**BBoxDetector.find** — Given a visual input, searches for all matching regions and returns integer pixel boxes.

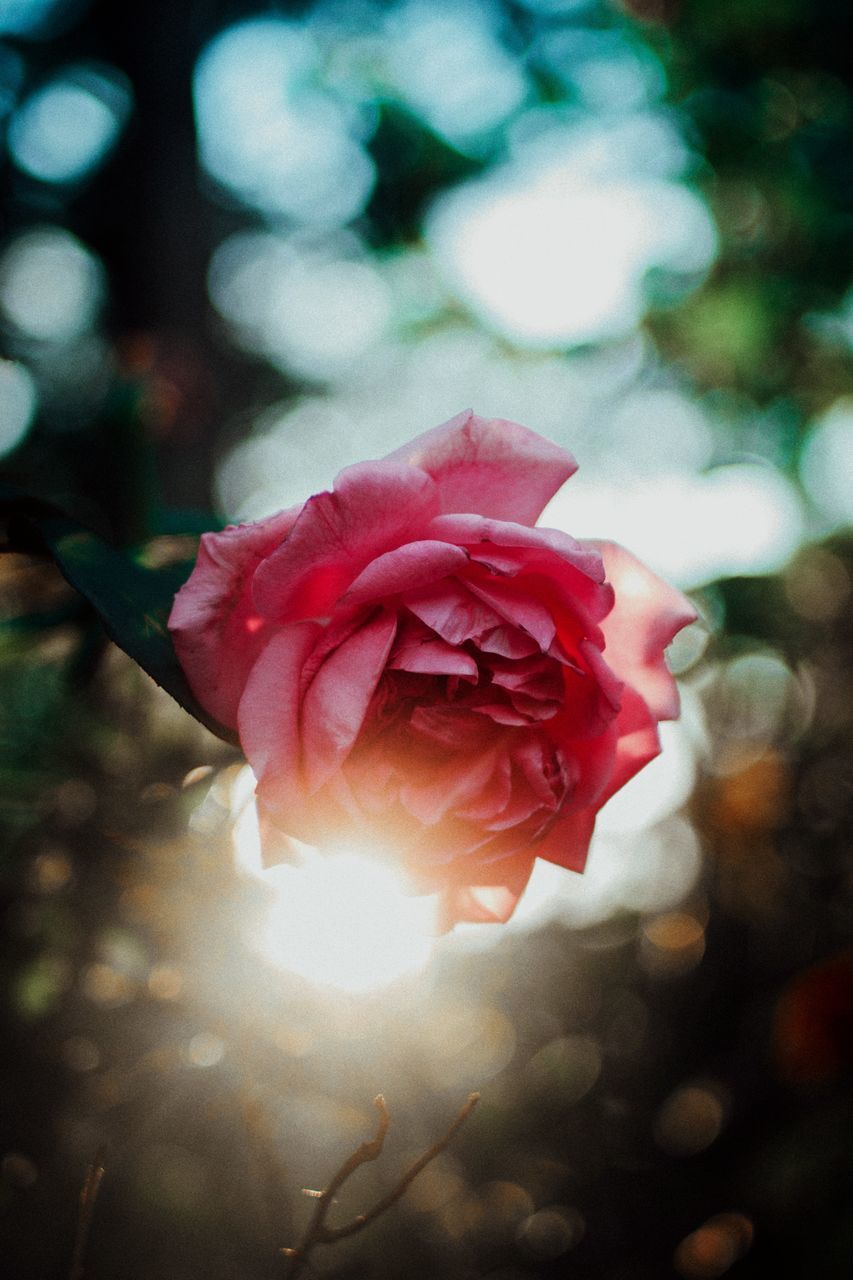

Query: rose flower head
[169,411,695,929]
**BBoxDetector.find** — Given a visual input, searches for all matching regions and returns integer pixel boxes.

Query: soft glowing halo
[230,769,434,993]
[256,854,435,993]
[208,231,392,381]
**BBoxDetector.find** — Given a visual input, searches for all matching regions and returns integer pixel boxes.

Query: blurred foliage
[0,1,852,1279]
[0,485,233,740]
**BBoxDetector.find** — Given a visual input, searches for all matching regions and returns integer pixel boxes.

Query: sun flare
[231,770,435,993]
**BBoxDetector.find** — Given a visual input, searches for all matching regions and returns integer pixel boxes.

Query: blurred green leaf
[0,488,235,745]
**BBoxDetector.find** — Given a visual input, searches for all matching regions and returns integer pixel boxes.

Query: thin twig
[291,1094,390,1264]
[68,1146,107,1280]
[281,1093,479,1278]
[320,1092,480,1242]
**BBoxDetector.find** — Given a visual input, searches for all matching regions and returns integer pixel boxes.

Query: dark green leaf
[0,487,236,745]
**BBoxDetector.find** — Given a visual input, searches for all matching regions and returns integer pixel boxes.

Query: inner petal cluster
[340,569,621,867]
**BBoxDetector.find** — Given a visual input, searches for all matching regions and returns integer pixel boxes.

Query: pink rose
[169,411,695,928]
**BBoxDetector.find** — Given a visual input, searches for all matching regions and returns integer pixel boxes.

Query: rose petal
[237,620,322,796]
[478,624,541,659]
[534,806,598,873]
[553,719,619,809]
[464,575,557,651]
[429,513,605,582]
[409,704,498,751]
[385,409,577,524]
[600,685,662,805]
[297,609,372,702]
[535,691,661,873]
[455,753,512,822]
[505,693,560,721]
[470,701,532,726]
[169,506,300,727]
[513,735,569,808]
[597,541,697,721]
[257,765,362,853]
[389,620,479,679]
[431,515,614,639]
[404,578,501,645]
[483,774,550,830]
[342,540,469,606]
[399,747,501,825]
[253,462,440,621]
[435,852,536,929]
[555,638,622,739]
[301,610,397,792]
[518,570,613,650]
[489,654,563,699]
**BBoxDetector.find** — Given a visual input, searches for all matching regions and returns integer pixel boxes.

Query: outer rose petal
[596,541,697,721]
[600,686,663,805]
[385,409,577,525]
[534,806,597,873]
[253,462,440,621]
[535,692,662,873]
[237,621,322,784]
[169,506,301,728]
[436,852,536,930]
[301,609,397,792]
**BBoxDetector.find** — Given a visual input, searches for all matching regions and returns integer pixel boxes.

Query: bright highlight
[255,853,435,993]
[231,773,434,993]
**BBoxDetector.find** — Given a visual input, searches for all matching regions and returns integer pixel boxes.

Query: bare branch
[68,1146,107,1280]
[320,1092,480,1243]
[288,1094,388,1275]
[280,1093,479,1278]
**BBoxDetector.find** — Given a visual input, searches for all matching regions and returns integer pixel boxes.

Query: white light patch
[256,854,435,993]
[194,18,374,226]
[0,358,36,456]
[544,463,804,588]
[800,398,853,530]
[0,227,104,342]
[384,0,527,149]
[9,64,131,185]
[426,116,716,348]
[208,231,392,381]
[231,775,434,993]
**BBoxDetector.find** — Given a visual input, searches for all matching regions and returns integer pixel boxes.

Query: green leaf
[0,487,237,745]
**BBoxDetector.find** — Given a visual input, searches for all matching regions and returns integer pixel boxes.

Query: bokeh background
[2,0,853,1277]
